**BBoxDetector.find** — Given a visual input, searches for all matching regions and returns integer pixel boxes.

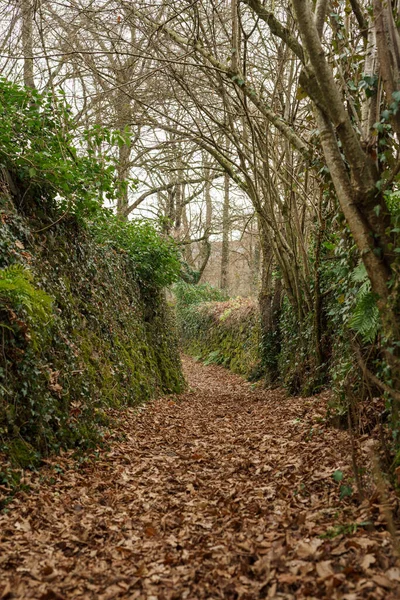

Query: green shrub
[91,211,181,290]
[174,280,228,308]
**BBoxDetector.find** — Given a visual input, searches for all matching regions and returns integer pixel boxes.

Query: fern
[349,262,380,343]
[0,264,53,325]
[351,261,368,283]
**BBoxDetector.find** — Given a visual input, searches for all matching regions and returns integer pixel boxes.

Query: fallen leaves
[0,356,399,599]
[360,553,376,569]
[315,560,334,580]
[295,538,324,559]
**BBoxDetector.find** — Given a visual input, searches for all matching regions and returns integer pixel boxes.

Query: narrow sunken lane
[1,356,399,599]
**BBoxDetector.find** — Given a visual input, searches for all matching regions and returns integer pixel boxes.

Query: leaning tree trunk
[292,0,400,390]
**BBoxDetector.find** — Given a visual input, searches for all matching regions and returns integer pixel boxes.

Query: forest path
[1,357,400,599]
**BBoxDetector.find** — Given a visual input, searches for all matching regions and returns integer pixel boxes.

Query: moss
[178,297,262,379]
[0,201,184,467]
[7,438,39,469]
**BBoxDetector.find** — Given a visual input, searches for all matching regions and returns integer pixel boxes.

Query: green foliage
[326,254,379,341]
[348,262,380,343]
[332,470,353,500]
[174,280,228,308]
[276,297,319,395]
[175,284,261,379]
[319,234,383,410]
[349,291,380,343]
[339,484,353,500]
[384,188,400,220]
[0,264,53,329]
[203,350,224,366]
[0,202,184,473]
[178,261,201,284]
[333,469,344,482]
[0,77,118,218]
[321,521,372,539]
[91,211,181,289]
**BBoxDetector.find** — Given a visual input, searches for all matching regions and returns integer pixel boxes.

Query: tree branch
[123,175,221,217]
[240,0,305,62]
[134,8,311,158]
[349,0,369,40]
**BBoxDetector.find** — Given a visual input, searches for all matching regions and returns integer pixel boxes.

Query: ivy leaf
[333,469,343,482]
[392,90,400,103]
[339,484,353,499]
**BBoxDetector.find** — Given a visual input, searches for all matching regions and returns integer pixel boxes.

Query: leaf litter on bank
[0,356,400,599]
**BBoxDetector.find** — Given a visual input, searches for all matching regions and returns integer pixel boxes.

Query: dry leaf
[372,574,393,589]
[386,567,400,582]
[144,526,157,538]
[295,538,323,558]
[316,560,334,580]
[361,554,376,570]
[0,582,11,599]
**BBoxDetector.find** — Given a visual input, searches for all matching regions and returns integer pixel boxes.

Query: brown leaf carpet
[1,356,400,599]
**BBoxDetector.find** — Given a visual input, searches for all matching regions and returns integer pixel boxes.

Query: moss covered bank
[0,195,184,471]
[175,283,261,379]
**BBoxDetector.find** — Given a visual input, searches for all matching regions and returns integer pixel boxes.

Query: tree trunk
[251,221,260,294]
[258,231,273,336]
[115,70,132,217]
[258,228,282,386]
[117,140,131,217]
[292,0,398,332]
[198,161,213,280]
[220,171,230,290]
[373,0,400,136]
[21,0,35,89]
[182,205,196,268]
[314,191,325,368]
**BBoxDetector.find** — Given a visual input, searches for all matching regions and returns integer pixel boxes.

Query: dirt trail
[1,357,399,599]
